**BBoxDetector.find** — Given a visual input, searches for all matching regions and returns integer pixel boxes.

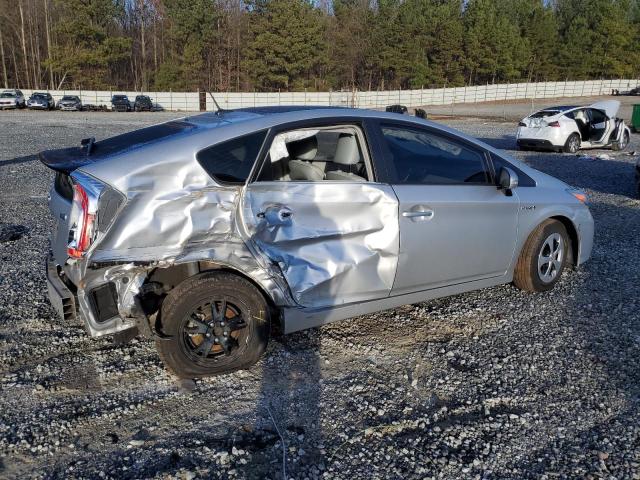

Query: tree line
[0,0,638,93]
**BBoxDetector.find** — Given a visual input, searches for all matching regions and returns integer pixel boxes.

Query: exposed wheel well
[143,261,281,335]
[550,215,579,266]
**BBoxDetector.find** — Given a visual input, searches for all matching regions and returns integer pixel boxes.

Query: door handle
[258,205,293,226]
[402,211,433,218]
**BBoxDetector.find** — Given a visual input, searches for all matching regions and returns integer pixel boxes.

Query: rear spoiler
[39,120,197,174]
[38,138,97,174]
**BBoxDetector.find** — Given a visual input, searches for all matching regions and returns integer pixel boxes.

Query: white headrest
[333,133,360,165]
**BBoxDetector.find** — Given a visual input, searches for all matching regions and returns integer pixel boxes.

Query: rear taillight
[67,183,96,258]
[547,121,560,127]
[518,121,526,127]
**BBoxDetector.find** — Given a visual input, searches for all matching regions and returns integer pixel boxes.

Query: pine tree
[44,0,131,89]
[242,0,327,90]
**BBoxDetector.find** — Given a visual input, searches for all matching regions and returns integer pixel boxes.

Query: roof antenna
[207,91,225,115]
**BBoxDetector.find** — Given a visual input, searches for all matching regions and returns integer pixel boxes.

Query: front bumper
[59,105,80,111]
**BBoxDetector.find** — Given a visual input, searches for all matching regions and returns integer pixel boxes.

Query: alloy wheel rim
[620,133,628,149]
[538,233,564,283]
[181,299,247,361]
[569,136,580,153]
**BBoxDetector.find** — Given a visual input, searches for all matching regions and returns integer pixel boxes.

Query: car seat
[573,110,589,140]
[286,136,325,181]
[325,134,367,181]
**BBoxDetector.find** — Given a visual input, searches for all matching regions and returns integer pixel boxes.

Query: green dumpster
[632,104,640,132]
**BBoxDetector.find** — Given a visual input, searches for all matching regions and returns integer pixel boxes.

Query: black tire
[155,272,270,378]
[563,133,580,154]
[513,219,569,293]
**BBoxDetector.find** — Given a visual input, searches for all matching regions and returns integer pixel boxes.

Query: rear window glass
[197,131,267,184]
[530,110,559,118]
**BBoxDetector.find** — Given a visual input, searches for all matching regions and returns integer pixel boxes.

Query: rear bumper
[517,139,558,150]
[46,256,139,337]
[46,256,77,322]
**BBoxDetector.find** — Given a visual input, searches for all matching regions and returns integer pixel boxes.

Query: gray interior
[268,127,369,182]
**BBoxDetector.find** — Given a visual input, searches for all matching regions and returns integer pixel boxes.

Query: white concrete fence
[15,78,639,112]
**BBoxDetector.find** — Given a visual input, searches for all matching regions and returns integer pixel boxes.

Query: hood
[589,100,620,118]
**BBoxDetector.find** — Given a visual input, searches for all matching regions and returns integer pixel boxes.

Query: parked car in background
[0,89,25,109]
[612,86,640,96]
[516,100,631,153]
[41,106,594,378]
[111,94,131,112]
[386,104,408,114]
[27,92,54,110]
[134,95,153,112]
[57,95,82,111]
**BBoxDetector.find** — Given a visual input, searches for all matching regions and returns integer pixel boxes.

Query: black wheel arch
[146,261,281,336]
[550,215,579,266]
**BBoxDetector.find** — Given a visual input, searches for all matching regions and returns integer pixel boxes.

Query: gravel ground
[0,110,639,480]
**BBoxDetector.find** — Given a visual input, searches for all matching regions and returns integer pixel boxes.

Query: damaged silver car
[42,106,594,377]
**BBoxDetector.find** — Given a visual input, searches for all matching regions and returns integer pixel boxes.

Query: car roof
[181,106,505,154]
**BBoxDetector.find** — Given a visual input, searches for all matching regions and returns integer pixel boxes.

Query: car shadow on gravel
[240,332,324,479]
[0,154,37,167]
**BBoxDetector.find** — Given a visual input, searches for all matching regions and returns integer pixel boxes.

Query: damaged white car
[43,107,594,378]
[516,100,631,153]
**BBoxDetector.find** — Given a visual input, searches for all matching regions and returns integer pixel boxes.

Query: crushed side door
[240,182,399,308]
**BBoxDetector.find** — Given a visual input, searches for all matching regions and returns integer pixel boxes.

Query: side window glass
[381,125,490,185]
[257,126,371,182]
[196,130,267,184]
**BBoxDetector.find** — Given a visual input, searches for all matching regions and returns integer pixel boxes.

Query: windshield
[1,92,16,98]
[136,96,148,101]
[113,95,128,100]
[32,94,46,99]
[62,96,77,101]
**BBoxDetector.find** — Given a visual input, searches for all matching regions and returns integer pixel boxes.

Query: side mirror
[498,167,518,195]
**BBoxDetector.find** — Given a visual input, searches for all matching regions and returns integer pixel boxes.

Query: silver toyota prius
[42,106,594,378]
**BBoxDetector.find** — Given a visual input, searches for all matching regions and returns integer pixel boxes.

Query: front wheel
[513,219,570,292]
[156,272,270,378]
[563,133,581,154]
